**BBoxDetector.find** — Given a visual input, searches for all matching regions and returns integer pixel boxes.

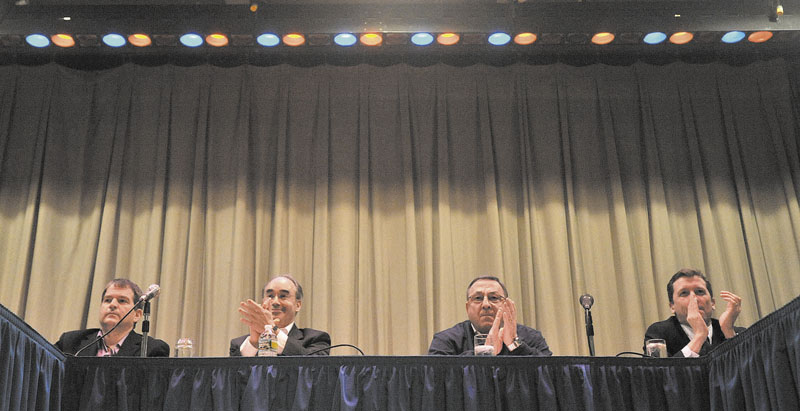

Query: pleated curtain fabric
[1,60,799,357]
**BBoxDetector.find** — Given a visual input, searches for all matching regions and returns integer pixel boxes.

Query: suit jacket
[428,320,552,356]
[229,325,331,356]
[55,328,170,357]
[644,316,745,357]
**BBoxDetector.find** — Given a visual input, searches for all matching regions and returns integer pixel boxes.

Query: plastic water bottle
[257,325,278,357]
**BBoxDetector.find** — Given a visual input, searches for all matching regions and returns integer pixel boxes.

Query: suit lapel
[287,324,301,343]
[711,320,726,345]
[77,332,101,357]
[465,321,475,352]
[116,331,142,357]
[670,317,691,348]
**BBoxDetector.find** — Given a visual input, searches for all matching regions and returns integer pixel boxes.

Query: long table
[3,295,799,411]
[62,355,709,411]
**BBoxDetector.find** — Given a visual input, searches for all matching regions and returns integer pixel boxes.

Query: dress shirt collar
[280,322,295,335]
[96,330,130,356]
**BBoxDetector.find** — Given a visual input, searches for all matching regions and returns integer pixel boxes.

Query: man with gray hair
[230,275,331,356]
[428,275,551,356]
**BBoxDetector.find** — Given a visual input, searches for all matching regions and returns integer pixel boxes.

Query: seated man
[428,275,552,356]
[230,274,331,356]
[55,278,170,357]
[644,268,745,357]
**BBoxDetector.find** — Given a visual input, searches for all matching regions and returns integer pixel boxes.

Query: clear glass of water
[474,333,495,356]
[646,338,667,358]
[175,337,194,357]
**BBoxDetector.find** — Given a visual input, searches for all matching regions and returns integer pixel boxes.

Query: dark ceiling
[1,0,798,67]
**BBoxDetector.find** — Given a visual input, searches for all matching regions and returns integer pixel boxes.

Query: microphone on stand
[73,284,161,357]
[579,294,596,356]
[139,284,160,358]
[139,284,160,302]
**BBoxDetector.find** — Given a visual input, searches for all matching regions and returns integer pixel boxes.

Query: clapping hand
[500,299,518,347]
[486,299,519,354]
[239,299,276,345]
[718,291,742,338]
[685,295,708,337]
[487,306,504,355]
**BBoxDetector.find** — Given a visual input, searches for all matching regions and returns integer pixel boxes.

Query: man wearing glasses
[230,275,331,356]
[427,276,552,356]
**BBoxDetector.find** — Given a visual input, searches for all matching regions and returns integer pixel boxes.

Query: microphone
[139,284,160,302]
[138,284,160,357]
[579,293,596,356]
[579,294,594,310]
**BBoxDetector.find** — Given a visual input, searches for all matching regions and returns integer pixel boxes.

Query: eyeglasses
[467,294,506,305]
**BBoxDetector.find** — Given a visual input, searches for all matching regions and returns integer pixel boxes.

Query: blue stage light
[488,32,511,46]
[410,32,434,46]
[102,34,126,47]
[334,33,357,47]
[179,33,204,48]
[256,33,280,47]
[721,31,745,44]
[26,34,50,48]
[643,32,667,45]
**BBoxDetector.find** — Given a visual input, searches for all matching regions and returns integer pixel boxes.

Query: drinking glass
[175,337,194,357]
[474,333,495,356]
[645,338,667,358]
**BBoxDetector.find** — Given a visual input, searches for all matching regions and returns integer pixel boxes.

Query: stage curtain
[1,60,799,357]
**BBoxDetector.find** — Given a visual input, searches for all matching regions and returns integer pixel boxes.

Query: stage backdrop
[1,59,799,357]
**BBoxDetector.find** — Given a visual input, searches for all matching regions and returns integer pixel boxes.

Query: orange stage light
[669,32,694,44]
[437,33,460,45]
[128,34,152,47]
[206,33,229,47]
[592,32,615,45]
[52,34,75,48]
[514,33,537,45]
[748,31,773,43]
[283,33,305,47]
[360,33,383,46]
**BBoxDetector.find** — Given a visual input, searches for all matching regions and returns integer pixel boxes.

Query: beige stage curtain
[1,61,799,357]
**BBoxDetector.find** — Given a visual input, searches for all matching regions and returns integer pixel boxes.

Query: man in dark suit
[428,276,551,356]
[644,268,745,357]
[55,278,170,357]
[230,275,331,356]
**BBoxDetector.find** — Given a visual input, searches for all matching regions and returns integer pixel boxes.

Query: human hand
[501,299,518,347]
[487,305,504,355]
[718,291,742,338]
[238,299,275,345]
[686,295,708,337]
[684,295,709,354]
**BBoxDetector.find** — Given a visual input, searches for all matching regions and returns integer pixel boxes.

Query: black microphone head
[579,294,594,309]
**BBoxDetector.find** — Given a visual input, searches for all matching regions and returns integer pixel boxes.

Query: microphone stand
[584,307,595,357]
[140,300,150,358]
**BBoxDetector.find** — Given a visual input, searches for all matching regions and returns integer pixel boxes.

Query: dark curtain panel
[62,356,710,411]
[0,304,65,411]
[709,295,800,411]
